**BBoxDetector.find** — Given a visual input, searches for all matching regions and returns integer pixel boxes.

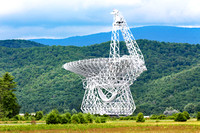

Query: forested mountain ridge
[30,26,200,46]
[1,39,200,115]
[0,40,46,48]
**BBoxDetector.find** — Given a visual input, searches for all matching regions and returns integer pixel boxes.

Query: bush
[24,112,29,120]
[35,111,43,120]
[123,116,130,120]
[100,117,107,123]
[129,116,136,120]
[13,115,21,121]
[65,112,71,123]
[166,115,175,120]
[95,117,100,123]
[174,113,187,122]
[60,112,71,124]
[86,113,93,123]
[158,114,166,120]
[182,111,190,119]
[136,113,145,122]
[71,114,80,124]
[197,112,200,121]
[119,117,124,120]
[150,114,158,120]
[78,113,87,124]
[46,110,61,124]
[110,117,117,121]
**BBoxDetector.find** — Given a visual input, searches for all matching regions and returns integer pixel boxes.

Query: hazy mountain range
[30,26,200,46]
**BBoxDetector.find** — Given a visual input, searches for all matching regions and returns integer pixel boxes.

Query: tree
[182,111,190,119]
[71,114,80,124]
[195,103,200,112]
[46,109,61,124]
[136,112,145,122]
[174,113,187,122]
[35,111,43,120]
[71,108,77,114]
[163,107,179,116]
[100,117,107,123]
[197,112,200,121]
[95,117,100,123]
[184,103,195,114]
[77,112,87,124]
[0,73,20,118]
[86,113,93,123]
[60,112,71,124]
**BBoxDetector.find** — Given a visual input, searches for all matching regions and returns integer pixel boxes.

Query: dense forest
[0,40,46,48]
[0,39,200,115]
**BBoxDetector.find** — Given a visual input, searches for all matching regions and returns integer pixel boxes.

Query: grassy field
[0,119,200,133]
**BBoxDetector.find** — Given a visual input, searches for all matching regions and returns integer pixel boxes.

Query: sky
[0,0,200,40]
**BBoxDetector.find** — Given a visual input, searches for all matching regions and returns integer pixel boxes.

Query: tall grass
[0,120,200,132]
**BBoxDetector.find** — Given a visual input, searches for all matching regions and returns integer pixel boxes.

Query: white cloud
[0,26,112,40]
[1,0,200,24]
[0,0,200,39]
[0,0,24,16]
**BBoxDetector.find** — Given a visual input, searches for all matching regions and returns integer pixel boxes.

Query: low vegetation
[0,119,200,132]
[136,112,145,122]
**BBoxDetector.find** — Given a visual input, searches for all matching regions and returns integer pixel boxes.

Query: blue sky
[0,0,200,40]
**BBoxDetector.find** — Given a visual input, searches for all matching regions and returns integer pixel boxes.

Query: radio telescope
[63,9,147,116]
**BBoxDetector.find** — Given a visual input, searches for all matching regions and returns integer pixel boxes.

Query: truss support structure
[63,9,147,116]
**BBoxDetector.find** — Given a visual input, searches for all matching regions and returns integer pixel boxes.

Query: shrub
[13,115,21,121]
[65,112,71,123]
[78,113,87,124]
[46,109,61,124]
[158,114,166,120]
[24,112,29,120]
[166,115,175,120]
[129,116,136,120]
[110,117,117,121]
[60,112,71,124]
[136,113,145,122]
[197,112,200,121]
[71,114,80,124]
[60,113,71,124]
[95,117,100,123]
[150,114,158,119]
[123,116,130,120]
[174,113,187,122]
[102,114,109,117]
[86,113,93,123]
[119,117,124,120]
[35,111,43,120]
[182,111,190,119]
[100,117,107,123]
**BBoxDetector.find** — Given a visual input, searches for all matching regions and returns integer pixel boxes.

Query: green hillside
[0,39,200,115]
[0,40,46,48]
[133,65,200,115]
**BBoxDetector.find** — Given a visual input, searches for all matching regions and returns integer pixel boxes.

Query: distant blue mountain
[30,26,200,46]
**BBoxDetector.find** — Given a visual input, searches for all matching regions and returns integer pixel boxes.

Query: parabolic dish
[63,56,144,78]
[63,58,109,77]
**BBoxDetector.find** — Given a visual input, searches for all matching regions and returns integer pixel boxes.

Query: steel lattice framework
[63,9,147,116]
